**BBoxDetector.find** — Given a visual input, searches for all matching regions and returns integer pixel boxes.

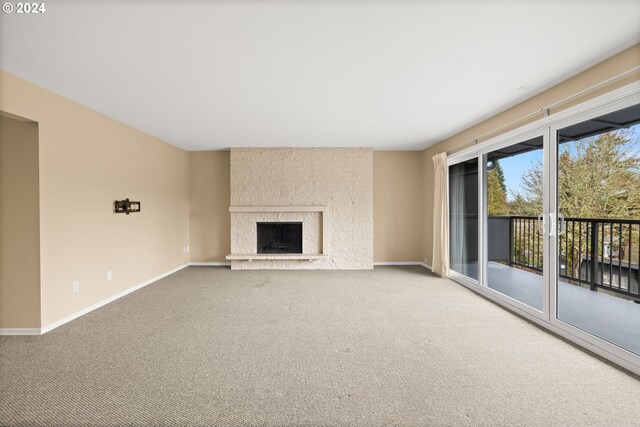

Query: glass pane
[449,158,478,280]
[556,103,640,355]
[486,136,544,311]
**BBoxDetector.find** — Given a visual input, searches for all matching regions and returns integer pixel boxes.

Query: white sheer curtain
[432,153,450,276]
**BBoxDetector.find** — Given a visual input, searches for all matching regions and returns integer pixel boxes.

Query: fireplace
[257,222,303,254]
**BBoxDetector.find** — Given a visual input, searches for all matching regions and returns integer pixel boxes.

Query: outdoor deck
[454,262,640,355]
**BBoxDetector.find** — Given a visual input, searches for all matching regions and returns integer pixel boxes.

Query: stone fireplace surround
[227,148,373,270]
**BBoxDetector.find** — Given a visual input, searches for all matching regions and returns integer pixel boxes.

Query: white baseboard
[373,262,432,271]
[374,262,422,266]
[0,328,42,336]
[195,261,433,270]
[38,263,189,335]
[189,262,231,266]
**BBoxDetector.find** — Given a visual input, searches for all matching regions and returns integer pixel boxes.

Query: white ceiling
[1,1,639,151]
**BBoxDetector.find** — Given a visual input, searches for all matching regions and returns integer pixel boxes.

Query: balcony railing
[488,216,640,302]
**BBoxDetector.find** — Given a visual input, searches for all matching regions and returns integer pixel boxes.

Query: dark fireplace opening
[257,222,303,254]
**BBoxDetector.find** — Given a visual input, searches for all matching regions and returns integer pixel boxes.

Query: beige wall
[0,115,40,328]
[0,71,190,327]
[188,150,423,265]
[421,43,640,265]
[189,151,230,262]
[373,152,422,262]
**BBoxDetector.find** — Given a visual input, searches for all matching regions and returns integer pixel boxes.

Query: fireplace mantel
[229,206,327,213]
[226,253,328,261]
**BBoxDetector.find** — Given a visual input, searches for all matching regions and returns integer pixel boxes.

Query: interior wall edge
[0,114,41,328]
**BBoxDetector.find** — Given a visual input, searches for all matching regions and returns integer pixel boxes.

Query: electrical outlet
[107,271,112,281]
[182,246,186,253]
[186,245,190,253]
[72,281,79,293]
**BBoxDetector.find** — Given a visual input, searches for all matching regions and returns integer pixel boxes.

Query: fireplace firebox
[257,222,303,254]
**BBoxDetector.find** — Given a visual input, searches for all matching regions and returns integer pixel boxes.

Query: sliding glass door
[447,86,640,371]
[484,135,545,312]
[553,103,640,356]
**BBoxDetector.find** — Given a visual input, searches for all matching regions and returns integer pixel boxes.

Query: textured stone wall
[230,148,373,269]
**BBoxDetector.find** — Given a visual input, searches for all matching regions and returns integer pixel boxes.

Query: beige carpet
[1,266,639,426]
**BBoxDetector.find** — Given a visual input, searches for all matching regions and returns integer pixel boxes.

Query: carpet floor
[1,266,639,426]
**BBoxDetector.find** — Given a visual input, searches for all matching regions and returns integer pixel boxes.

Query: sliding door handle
[557,212,565,236]
[547,212,565,237]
